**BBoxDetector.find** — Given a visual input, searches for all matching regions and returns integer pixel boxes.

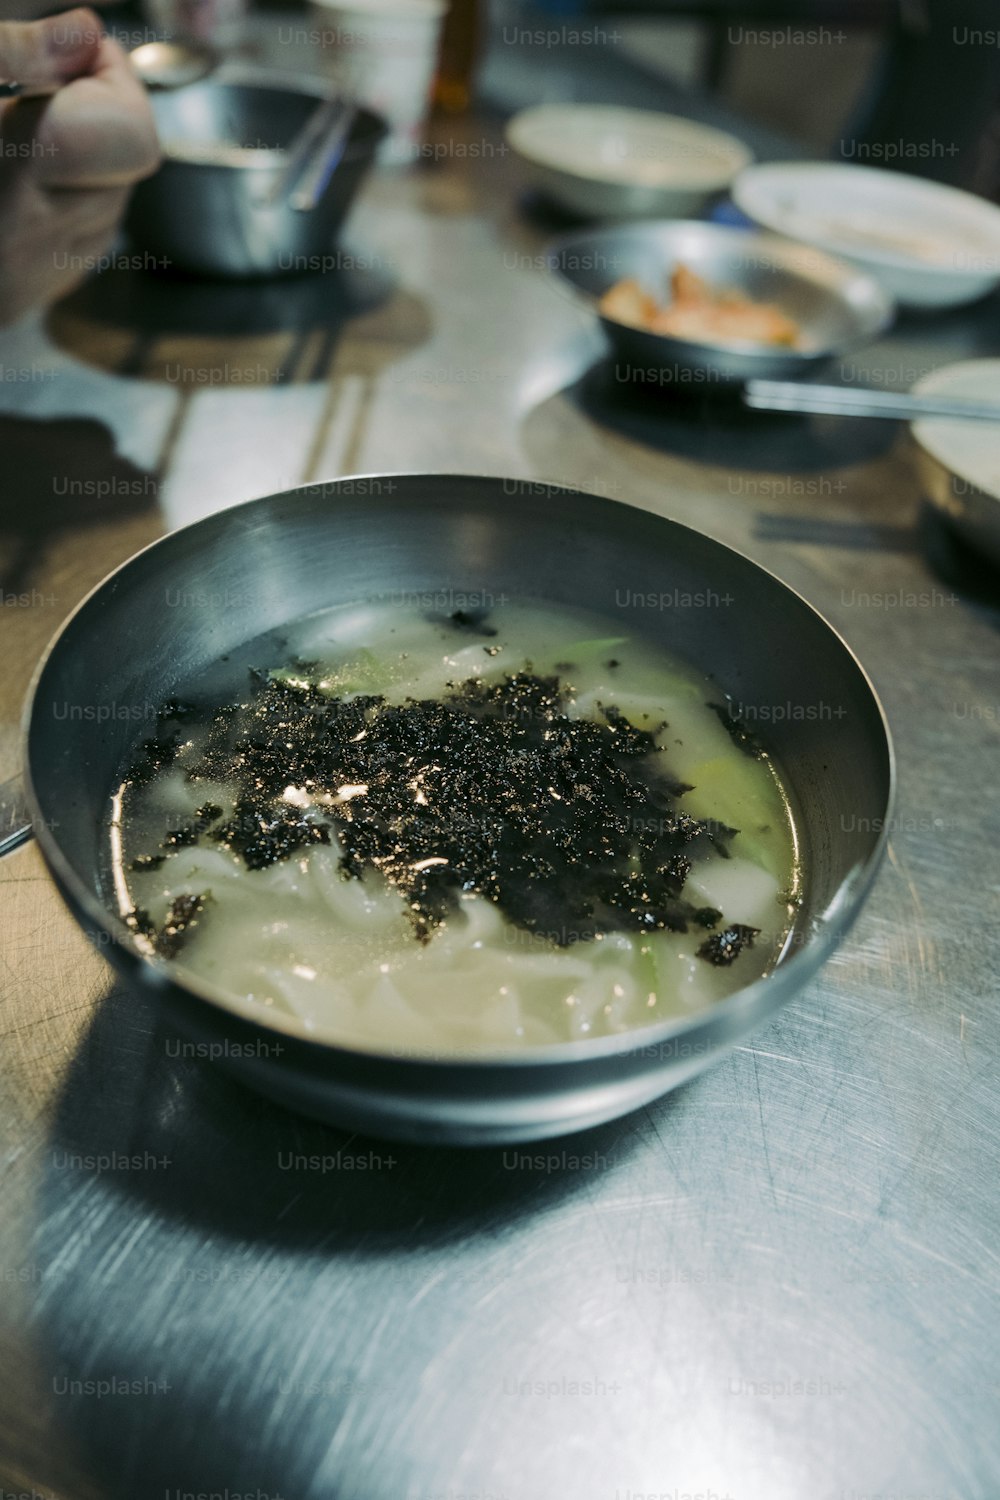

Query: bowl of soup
[22,476,893,1143]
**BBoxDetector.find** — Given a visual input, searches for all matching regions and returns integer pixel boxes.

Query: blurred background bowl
[910,359,1000,567]
[127,70,387,278]
[548,219,894,390]
[733,161,1000,310]
[506,103,753,220]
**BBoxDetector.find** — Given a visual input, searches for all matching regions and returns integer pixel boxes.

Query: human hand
[0,8,159,325]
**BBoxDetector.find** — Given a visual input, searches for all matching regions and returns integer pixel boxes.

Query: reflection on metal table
[1,42,999,1500]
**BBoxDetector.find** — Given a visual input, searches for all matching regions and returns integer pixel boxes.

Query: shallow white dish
[506,104,752,220]
[733,161,1000,309]
[910,359,1000,565]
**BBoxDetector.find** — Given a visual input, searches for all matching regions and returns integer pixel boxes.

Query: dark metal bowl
[126,70,386,278]
[21,476,893,1143]
[548,219,895,391]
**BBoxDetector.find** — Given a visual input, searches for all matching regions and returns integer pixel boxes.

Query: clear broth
[111,599,801,1054]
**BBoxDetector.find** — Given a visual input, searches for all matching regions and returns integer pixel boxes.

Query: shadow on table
[567,356,900,473]
[45,254,430,387]
[918,500,1000,618]
[514,189,595,237]
[0,414,159,595]
[51,254,393,340]
[38,979,645,1245]
[28,978,652,1498]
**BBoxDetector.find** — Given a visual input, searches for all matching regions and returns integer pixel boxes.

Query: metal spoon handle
[263,99,356,212]
[745,379,1000,423]
[289,104,357,212]
[0,777,33,858]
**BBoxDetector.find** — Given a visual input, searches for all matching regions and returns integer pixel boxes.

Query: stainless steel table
[1,57,999,1500]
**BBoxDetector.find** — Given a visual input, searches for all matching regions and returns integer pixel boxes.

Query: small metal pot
[127,71,386,278]
[16,477,893,1144]
[548,220,895,390]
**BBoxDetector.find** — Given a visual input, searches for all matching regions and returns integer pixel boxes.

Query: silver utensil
[261,98,357,213]
[745,379,1000,422]
[129,40,216,90]
[0,777,31,858]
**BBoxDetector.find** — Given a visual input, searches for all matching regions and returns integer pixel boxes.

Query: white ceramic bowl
[733,161,1000,309]
[910,359,1000,566]
[506,104,753,220]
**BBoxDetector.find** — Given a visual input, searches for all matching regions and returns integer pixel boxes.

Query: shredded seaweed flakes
[698,923,760,966]
[125,666,752,959]
[156,892,209,959]
[708,701,765,760]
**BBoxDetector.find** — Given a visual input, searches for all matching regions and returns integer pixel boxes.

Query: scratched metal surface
[2,42,1000,1500]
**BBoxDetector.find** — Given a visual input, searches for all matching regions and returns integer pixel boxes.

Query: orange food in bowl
[599,264,799,348]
